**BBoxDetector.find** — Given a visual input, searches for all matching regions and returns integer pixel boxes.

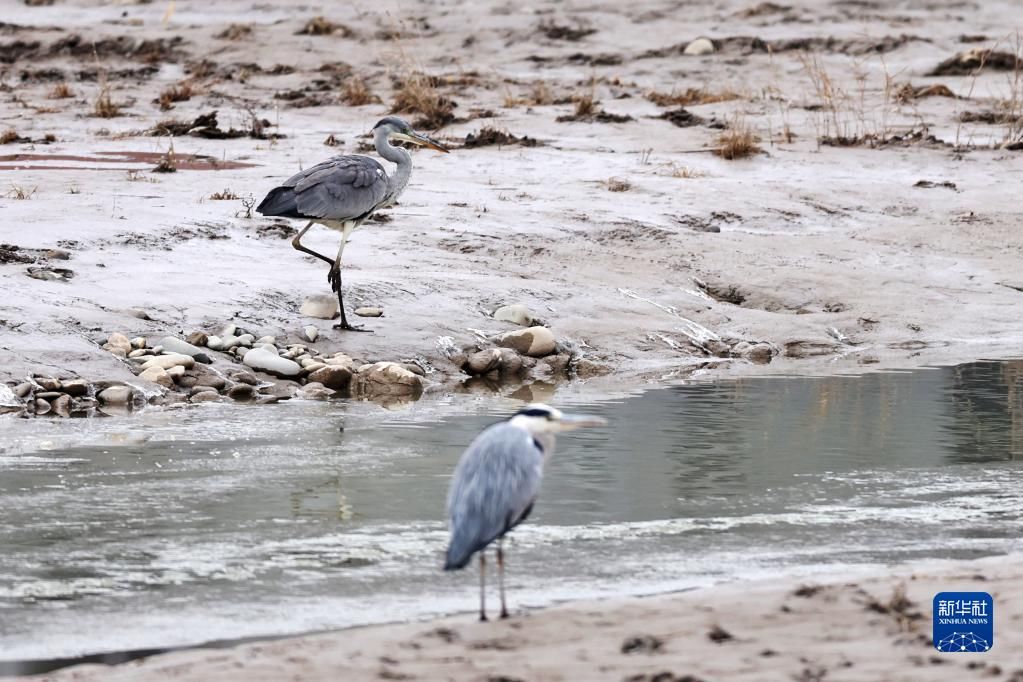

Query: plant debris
[928,49,1022,76]
[150,111,281,140]
[463,127,540,148]
[658,108,705,128]
[296,16,353,37]
[538,20,596,41]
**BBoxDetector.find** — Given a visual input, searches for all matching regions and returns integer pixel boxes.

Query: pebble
[242,347,302,378]
[300,386,334,401]
[35,391,63,401]
[206,335,226,351]
[497,348,524,376]
[303,326,319,343]
[684,37,715,55]
[186,331,208,347]
[236,334,255,347]
[467,349,502,375]
[166,365,186,380]
[130,337,147,350]
[108,347,128,359]
[35,377,61,391]
[256,335,277,346]
[14,382,33,398]
[493,326,557,358]
[190,390,221,403]
[193,352,212,364]
[307,365,353,391]
[574,357,610,378]
[189,385,216,397]
[354,307,384,318]
[105,332,131,354]
[300,295,340,320]
[35,398,51,415]
[227,384,257,401]
[324,353,355,368]
[98,385,135,405]
[128,349,149,358]
[159,336,207,359]
[228,370,259,386]
[302,361,326,373]
[141,354,195,371]
[139,366,173,387]
[267,381,301,399]
[352,362,423,397]
[493,304,535,327]
[51,393,72,417]
[221,324,237,338]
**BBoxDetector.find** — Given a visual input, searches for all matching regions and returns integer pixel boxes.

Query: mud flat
[2,0,1023,411]
[24,554,1023,681]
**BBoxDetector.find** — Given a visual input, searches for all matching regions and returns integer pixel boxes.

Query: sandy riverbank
[2,0,1023,409]
[24,554,1022,681]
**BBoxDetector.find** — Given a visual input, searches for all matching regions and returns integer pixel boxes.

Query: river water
[2,360,1023,673]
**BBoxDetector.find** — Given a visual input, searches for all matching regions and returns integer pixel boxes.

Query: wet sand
[1,0,1022,397]
[26,553,1023,681]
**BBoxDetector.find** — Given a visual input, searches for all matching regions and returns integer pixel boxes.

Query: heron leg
[291,221,333,266]
[479,552,488,622]
[328,222,370,333]
[497,539,509,619]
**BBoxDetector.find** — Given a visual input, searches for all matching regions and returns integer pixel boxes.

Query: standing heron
[444,403,606,620]
[256,117,449,331]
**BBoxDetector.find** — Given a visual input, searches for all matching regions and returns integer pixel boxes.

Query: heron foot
[333,321,372,333]
[479,613,488,622]
[499,609,509,619]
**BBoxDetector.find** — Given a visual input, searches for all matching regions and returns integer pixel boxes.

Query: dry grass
[6,184,37,200]
[798,52,899,147]
[157,82,195,111]
[391,71,455,128]
[1,130,20,144]
[152,146,177,173]
[1000,33,1023,146]
[668,164,704,178]
[216,23,252,41]
[93,83,121,118]
[297,16,352,37]
[48,82,74,99]
[715,116,762,159]
[603,177,631,192]
[646,87,741,107]
[342,77,377,106]
[503,80,554,108]
[126,170,157,183]
[208,189,240,200]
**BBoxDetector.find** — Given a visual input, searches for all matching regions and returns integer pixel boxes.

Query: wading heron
[444,403,606,620]
[256,117,448,331]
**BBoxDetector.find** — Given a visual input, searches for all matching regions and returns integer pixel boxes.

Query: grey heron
[444,403,606,620]
[256,116,449,331]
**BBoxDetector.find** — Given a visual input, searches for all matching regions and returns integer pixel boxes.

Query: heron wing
[444,423,544,570]
[256,155,388,222]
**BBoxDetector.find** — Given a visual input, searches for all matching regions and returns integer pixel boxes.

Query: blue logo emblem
[933,592,993,652]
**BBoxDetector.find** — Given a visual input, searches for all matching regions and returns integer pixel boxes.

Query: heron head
[372,116,449,153]
[509,403,606,434]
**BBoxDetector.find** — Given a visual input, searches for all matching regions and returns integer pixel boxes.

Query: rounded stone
[493,304,535,327]
[303,325,319,343]
[141,354,195,371]
[227,383,257,401]
[35,398,51,415]
[139,365,174,387]
[256,335,277,346]
[300,295,340,320]
[130,337,147,349]
[467,349,502,375]
[242,347,302,378]
[189,390,221,403]
[51,393,72,417]
[98,385,135,405]
[186,331,208,347]
[684,37,715,55]
[352,362,424,397]
[106,332,131,353]
[307,365,353,391]
[492,326,557,358]
[354,307,384,318]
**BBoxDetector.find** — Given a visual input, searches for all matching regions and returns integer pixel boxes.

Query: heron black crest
[372,116,411,131]
[515,407,555,420]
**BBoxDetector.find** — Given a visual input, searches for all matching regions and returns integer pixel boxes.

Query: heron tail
[256,186,300,218]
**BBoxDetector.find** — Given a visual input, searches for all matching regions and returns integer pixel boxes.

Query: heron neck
[376,127,412,203]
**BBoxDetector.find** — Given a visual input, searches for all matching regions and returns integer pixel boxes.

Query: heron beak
[394,131,450,153]
[556,414,607,432]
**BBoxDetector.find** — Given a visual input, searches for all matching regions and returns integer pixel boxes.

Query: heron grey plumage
[444,403,606,620]
[256,116,448,331]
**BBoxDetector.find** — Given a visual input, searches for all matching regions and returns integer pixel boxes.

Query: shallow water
[2,360,1023,673]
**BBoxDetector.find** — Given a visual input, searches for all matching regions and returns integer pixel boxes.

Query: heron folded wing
[290,157,389,222]
[445,423,543,570]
